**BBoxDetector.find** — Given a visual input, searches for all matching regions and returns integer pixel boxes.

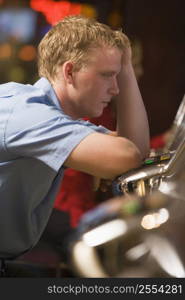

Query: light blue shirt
[0,77,109,258]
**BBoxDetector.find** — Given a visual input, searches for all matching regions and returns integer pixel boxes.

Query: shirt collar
[33,77,61,110]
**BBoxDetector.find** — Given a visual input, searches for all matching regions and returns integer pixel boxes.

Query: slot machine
[69,189,185,278]
[113,95,185,197]
[68,95,185,278]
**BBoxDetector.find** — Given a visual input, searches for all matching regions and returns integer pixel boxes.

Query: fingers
[93,176,101,191]
[100,179,112,192]
[93,177,113,192]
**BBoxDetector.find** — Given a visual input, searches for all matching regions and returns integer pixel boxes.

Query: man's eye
[101,73,112,77]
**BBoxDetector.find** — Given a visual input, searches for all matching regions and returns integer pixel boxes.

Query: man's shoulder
[0,80,62,135]
[0,79,55,112]
[0,81,37,97]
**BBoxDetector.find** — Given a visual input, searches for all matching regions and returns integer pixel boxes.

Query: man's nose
[109,78,119,96]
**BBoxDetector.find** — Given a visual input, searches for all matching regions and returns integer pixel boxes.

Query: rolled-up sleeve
[5,105,109,171]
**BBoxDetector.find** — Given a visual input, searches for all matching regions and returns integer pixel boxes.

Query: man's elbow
[103,140,142,179]
[140,141,150,160]
[127,146,142,169]
[116,147,141,176]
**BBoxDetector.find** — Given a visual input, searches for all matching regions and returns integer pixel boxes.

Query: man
[0,15,149,258]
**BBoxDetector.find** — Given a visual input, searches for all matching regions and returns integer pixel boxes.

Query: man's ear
[62,61,74,84]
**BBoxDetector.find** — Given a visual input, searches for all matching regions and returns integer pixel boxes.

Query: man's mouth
[102,100,110,104]
[102,102,109,107]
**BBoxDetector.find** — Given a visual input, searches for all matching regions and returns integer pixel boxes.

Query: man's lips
[102,102,109,107]
[102,100,110,104]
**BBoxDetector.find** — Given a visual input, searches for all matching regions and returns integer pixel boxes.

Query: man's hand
[121,42,132,67]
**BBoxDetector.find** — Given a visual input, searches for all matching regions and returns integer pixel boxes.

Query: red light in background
[30,0,82,25]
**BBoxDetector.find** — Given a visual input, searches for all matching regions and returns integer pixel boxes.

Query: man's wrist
[118,62,135,81]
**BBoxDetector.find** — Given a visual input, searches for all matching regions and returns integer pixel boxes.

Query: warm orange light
[81,4,97,19]
[0,43,12,59]
[18,45,37,61]
[30,0,82,25]
[108,11,122,28]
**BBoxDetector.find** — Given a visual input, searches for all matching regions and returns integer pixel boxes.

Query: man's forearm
[116,62,150,159]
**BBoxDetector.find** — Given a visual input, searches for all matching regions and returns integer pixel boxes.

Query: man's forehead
[87,46,122,64]
[90,45,122,56]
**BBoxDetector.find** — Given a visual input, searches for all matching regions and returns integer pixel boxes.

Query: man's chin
[84,108,104,119]
[91,109,104,119]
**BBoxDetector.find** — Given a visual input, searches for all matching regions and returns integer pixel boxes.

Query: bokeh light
[0,43,12,59]
[30,0,82,25]
[18,45,37,61]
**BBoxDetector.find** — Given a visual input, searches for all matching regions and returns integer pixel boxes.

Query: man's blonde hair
[38,15,130,81]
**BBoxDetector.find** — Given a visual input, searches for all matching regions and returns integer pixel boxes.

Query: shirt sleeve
[5,110,110,172]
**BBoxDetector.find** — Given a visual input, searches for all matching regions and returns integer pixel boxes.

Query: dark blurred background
[0,0,185,137]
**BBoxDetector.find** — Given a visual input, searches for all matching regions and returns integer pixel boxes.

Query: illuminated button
[160,154,170,160]
[144,159,154,165]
